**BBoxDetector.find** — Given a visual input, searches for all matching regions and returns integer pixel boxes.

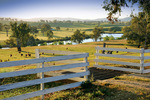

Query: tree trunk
[6,30,8,37]
[17,38,21,51]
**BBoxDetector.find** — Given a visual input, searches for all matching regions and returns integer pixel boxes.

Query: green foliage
[71,30,86,44]
[41,24,51,36]
[58,41,64,45]
[30,26,38,35]
[109,35,115,40]
[91,26,104,42]
[0,23,2,31]
[10,22,30,51]
[3,24,10,37]
[0,45,2,48]
[103,0,150,23]
[56,26,60,31]
[5,37,16,47]
[103,35,115,41]
[66,42,72,45]
[41,42,47,46]
[52,41,58,45]
[122,12,150,48]
[103,35,109,41]
[109,26,121,32]
[27,36,37,46]
[46,30,53,40]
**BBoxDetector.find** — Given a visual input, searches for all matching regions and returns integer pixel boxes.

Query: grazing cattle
[42,52,44,54]
[28,54,31,57]
[18,51,21,53]
[10,54,12,57]
[102,50,105,54]
[66,48,68,50]
[116,51,118,53]
[53,63,55,65]
[21,54,23,56]
[7,59,9,61]
[53,53,55,55]
[125,47,128,49]
[0,60,2,62]
[25,54,28,57]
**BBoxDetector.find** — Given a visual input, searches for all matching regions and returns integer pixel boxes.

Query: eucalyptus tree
[30,26,38,35]
[46,30,53,40]
[91,26,104,42]
[3,24,10,37]
[10,22,30,51]
[122,12,150,48]
[41,24,51,36]
[71,30,86,44]
[0,23,2,31]
[103,0,150,22]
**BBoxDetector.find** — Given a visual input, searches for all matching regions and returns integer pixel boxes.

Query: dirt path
[89,67,128,80]
[89,67,150,90]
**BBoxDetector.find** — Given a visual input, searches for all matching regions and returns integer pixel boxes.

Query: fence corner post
[140,48,144,74]
[84,55,89,81]
[95,47,99,65]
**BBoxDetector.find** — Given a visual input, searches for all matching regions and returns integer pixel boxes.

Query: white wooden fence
[0,49,89,100]
[94,47,150,74]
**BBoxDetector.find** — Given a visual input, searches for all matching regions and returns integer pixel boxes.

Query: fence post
[84,56,88,80]
[40,62,45,100]
[35,49,40,77]
[140,48,144,74]
[95,47,99,65]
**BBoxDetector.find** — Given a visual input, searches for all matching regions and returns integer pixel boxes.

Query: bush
[66,42,72,45]
[52,41,58,45]
[0,45,2,49]
[109,35,115,40]
[58,41,64,45]
[103,36,109,41]
[41,42,47,46]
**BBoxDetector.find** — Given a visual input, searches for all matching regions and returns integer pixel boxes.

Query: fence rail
[0,49,89,100]
[94,47,150,74]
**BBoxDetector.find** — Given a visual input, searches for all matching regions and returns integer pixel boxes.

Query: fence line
[0,49,89,100]
[94,47,150,74]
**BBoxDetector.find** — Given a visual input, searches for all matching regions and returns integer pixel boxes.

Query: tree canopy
[91,26,104,42]
[30,26,38,35]
[41,24,51,36]
[103,0,150,23]
[46,30,53,40]
[71,30,86,44]
[122,12,150,48]
[3,24,10,37]
[10,22,30,51]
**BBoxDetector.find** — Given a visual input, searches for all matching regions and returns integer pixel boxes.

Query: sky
[0,0,140,19]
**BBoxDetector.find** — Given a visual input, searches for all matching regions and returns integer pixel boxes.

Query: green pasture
[0,39,150,99]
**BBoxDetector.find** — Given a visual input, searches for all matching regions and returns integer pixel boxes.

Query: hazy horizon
[0,0,140,19]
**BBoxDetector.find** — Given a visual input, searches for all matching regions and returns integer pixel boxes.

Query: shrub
[103,36,109,41]
[58,41,64,45]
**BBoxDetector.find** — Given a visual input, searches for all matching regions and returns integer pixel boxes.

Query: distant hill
[23,17,131,22]
[119,17,131,22]
[0,17,131,22]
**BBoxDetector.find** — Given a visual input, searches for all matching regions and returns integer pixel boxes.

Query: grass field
[0,39,150,99]
[0,24,123,45]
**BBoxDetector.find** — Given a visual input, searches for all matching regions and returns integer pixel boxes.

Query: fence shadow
[89,67,129,81]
